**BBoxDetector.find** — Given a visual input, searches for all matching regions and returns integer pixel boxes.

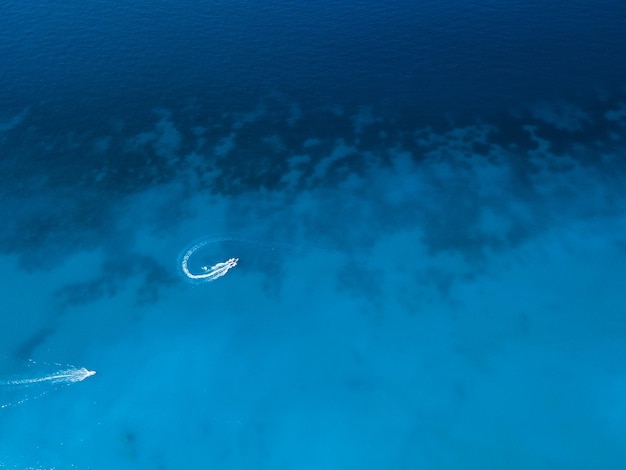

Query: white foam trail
[180,240,239,282]
[1,367,96,387]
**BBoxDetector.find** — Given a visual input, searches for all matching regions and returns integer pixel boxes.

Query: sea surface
[1,1,625,468]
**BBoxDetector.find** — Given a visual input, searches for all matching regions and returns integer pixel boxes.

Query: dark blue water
[2,0,626,116]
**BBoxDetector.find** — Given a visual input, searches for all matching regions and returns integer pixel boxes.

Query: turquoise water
[1,1,625,468]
